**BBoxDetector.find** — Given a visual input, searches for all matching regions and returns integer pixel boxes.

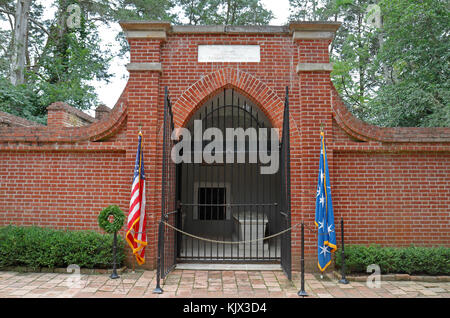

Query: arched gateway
[158,86,293,279]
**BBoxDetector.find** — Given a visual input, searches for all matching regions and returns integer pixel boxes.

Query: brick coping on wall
[47,102,98,124]
[1,81,448,152]
[0,111,44,128]
[119,20,341,35]
[331,86,450,144]
[0,85,128,148]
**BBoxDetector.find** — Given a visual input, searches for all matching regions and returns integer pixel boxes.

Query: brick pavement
[0,270,449,298]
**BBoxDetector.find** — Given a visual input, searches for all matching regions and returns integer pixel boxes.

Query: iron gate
[155,86,292,283]
[177,87,291,270]
[280,87,292,279]
[155,87,178,288]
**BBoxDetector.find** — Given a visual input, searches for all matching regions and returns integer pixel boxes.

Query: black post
[154,87,169,294]
[110,231,120,279]
[298,222,308,297]
[338,217,349,284]
[153,220,164,293]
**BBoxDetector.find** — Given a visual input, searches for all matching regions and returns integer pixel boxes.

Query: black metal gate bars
[155,86,292,285]
[155,87,178,290]
[280,87,292,279]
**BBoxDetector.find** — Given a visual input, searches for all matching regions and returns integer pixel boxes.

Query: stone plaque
[198,45,260,63]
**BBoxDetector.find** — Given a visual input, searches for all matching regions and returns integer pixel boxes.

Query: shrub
[335,244,450,275]
[0,225,125,270]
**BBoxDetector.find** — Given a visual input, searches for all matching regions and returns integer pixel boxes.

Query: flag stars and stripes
[126,134,147,266]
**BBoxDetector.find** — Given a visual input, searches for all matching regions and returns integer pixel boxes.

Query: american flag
[126,132,147,265]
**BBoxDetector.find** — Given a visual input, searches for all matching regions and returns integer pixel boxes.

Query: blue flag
[315,131,337,272]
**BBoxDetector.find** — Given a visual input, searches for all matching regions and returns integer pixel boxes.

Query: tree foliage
[367,0,450,127]
[177,0,273,25]
[0,0,114,122]
[0,0,273,124]
[290,0,449,127]
[115,0,178,21]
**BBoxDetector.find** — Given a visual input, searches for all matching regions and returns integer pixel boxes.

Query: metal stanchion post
[338,217,349,284]
[298,222,308,297]
[153,220,164,294]
[110,231,120,279]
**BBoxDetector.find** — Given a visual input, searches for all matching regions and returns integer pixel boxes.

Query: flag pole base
[338,278,349,284]
[298,290,308,297]
[110,272,120,280]
[152,287,163,294]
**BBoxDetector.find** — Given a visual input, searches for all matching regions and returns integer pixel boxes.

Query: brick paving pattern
[0,270,449,298]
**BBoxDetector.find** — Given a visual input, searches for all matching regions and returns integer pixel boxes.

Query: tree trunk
[10,0,31,85]
[376,9,391,84]
[225,0,230,25]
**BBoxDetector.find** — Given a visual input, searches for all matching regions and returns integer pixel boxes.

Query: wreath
[98,205,125,233]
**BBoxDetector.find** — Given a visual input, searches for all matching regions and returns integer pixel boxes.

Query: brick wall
[0,151,128,229]
[47,102,99,127]
[332,151,450,247]
[0,111,43,128]
[0,22,449,273]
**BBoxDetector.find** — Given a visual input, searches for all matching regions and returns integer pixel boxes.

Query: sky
[95,0,292,111]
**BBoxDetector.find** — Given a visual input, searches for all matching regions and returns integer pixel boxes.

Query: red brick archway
[172,68,285,132]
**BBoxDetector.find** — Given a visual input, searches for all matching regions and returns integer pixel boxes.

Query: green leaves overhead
[290,0,449,127]
[0,0,114,121]
[368,0,450,127]
[177,0,273,25]
[0,0,274,124]
[116,0,178,21]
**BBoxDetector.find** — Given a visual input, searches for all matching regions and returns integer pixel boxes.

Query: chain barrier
[157,220,343,243]
[128,222,341,238]
[161,220,302,245]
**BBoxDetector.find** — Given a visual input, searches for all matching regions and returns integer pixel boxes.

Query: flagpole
[320,123,324,281]
[338,217,349,284]
[110,231,120,279]
[298,221,308,297]
[317,123,336,279]
[136,128,142,277]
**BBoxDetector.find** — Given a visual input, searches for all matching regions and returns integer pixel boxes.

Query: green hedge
[0,225,125,270]
[335,245,450,275]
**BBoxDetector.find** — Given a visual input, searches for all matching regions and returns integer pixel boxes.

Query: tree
[9,0,31,85]
[367,0,450,127]
[177,0,221,25]
[177,0,273,25]
[289,0,334,21]
[329,0,382,121]
[116,0,178,21]
[289,0,449,127]
[0,0,115,122]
